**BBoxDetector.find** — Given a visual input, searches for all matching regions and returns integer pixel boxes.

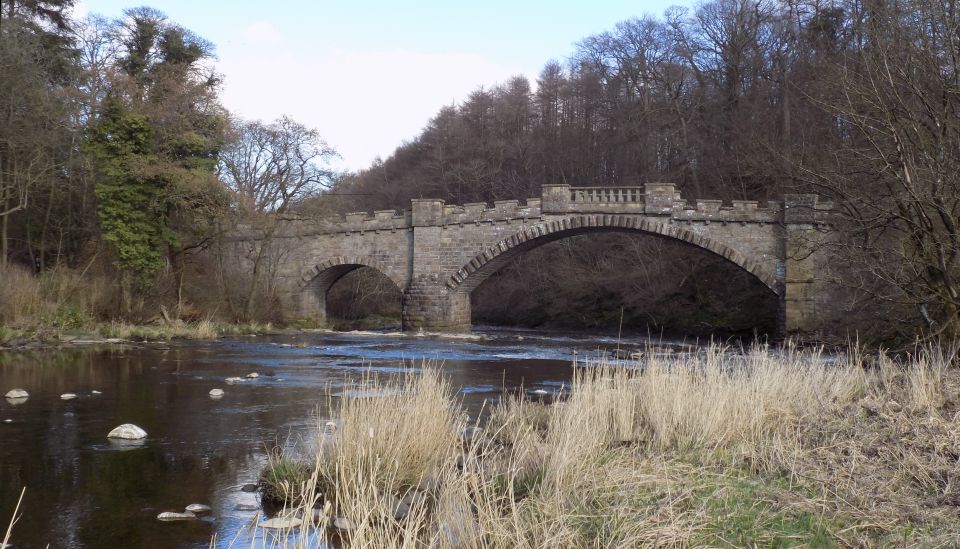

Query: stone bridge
[234,184,831,335]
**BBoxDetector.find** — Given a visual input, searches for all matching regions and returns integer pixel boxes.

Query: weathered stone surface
[208,388,224,398]
[224,184,832,337]
[5,389,28,400]
[107,424,147,440]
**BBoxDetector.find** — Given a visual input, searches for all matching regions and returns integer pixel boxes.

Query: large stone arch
[295,256,404,320]
[444,215,781,296]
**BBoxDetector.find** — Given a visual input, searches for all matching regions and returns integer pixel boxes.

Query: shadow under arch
[445,215,781,297]
[297,256,404,321]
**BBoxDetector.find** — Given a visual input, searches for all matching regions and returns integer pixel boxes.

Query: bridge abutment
[782,194,829,335]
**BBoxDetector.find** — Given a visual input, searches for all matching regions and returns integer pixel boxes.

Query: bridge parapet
[542,183,786,223]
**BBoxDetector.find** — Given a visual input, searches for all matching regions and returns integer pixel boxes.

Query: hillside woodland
[1,0,958,342]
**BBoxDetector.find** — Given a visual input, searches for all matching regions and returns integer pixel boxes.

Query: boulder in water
[185,503,211,514]
[5,388,28,400]
[208,388,224,398]
[245,372,259,379]
[60,393,77,400]
[260,516,302,529]
[107,423,147,440]
[157,511,196,521]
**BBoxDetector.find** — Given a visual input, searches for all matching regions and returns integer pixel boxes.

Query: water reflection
[0,328,665,548]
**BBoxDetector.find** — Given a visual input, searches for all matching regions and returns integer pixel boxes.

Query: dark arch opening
[324,267,402,330]
[470,231,779,338]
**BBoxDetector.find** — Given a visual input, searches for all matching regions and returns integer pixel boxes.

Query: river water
[0,328,674,548]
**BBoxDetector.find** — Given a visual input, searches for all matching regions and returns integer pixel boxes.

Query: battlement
[256,184,822,237]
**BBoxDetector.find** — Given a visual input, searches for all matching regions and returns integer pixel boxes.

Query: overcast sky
[75,1,686,172]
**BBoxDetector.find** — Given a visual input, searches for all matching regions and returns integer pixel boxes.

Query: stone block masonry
[225,184,833,336]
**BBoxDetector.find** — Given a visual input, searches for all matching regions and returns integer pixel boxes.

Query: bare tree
[220,117,337,213]
[796,0,960,337]
[219,116,338,319]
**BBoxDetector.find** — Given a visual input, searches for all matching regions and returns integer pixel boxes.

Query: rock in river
[157,511,196,521]
[185,503,212,514]
[60,393,77,400]
[260,516,302,529]
[225,377,245,384]
[209,388,224,398]
[5,388,28,400]
[245,372,260,379]
[107,423,147,440]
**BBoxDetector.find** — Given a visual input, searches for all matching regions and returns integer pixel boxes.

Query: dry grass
[0,264,112,328]
[237,345,960,548]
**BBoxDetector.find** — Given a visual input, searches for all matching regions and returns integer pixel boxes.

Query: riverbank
[0,321,280,351]
[249,345,959,548]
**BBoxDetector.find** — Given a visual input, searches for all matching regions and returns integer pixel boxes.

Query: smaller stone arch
[295,256,404,321]
[444,215,781,296]
[297,256,401,290]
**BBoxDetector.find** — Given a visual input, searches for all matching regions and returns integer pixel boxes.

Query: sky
[74,1,688,172]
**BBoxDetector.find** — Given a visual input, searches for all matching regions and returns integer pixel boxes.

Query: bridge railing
[570,186,645,204]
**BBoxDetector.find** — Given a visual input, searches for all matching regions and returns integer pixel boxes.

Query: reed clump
[243,344,960,548]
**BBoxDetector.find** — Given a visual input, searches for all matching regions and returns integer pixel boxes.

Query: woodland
[1,0,958,342]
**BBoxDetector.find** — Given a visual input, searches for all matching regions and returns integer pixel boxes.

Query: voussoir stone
[107,423,147,440]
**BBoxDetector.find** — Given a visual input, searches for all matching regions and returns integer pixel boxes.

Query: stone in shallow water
[185,503,211,514]
[260,516,302,529]
[3,419,12,423]
[157,511,196,521]
[60,393,77,400]
[240,483,258,492]
[245,372,259,379]
[107,423,147,440]
[208,388,224,398]
[225,377,244,384]
[5,388,28,400]
[91,390,102,395]
[234,503,259,511]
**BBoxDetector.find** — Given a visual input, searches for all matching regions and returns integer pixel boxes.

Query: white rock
[225,377,244,384]
[107,423,147,440]
[460,426,483,443]
[3,419,12,423]
[531,389,549,395]
[208,388,224,398]
[245,372,259,379]
[91,390,102,395]
[157,511,195,521]
[5,389,28,399]
[185,503,211,513]
[61,393,77,400]
[260,516,302,529]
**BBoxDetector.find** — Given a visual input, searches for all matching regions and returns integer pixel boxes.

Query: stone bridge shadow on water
[226,184,833,337]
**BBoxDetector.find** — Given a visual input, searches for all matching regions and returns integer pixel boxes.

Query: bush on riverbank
[250,345,960,547]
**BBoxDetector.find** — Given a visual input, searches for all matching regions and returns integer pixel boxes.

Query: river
[0,327,681,548]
